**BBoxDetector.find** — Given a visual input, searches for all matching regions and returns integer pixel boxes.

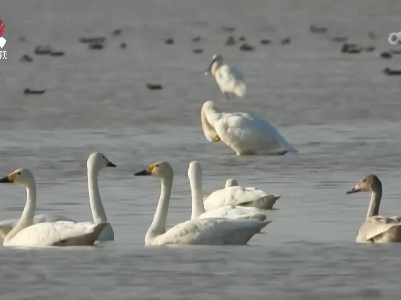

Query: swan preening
[347,175,401,243]
[0,152,116,244]
[201,101,297,155]
[188,161,267,221]
[135,161,269,246]
[0,169,108,247]
[205,54,246,100]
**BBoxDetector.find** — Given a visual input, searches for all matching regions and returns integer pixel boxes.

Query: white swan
[205,54,246,99]
[203,178,280,210]
[347,174,401,243]
[0,152,115,241]
[201,100,297,155]
[134,161,270,246]
[188,161,267,221]
[86,152,115,241]
[0,169,107,247]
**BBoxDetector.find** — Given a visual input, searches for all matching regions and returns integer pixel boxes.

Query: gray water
[1,0,401,299]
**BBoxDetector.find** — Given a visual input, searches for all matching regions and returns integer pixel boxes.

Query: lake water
[1,0,401,299]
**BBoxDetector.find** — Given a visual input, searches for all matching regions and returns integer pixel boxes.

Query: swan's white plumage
[204,185,280,210]
[197,206,267,221]
[205,54,246,99]
[0,214,76,239]
[4,221,107,247]
[201,100,297,155]
[86,152,116,241]
[188,161,267,221]
[135,161,269,246]
[149,218,269,246]
[0,168,107,247]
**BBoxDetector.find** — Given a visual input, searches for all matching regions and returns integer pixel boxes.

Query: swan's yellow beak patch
[146,164,156,174]
[0,172,15,183]
[212,135,220,142]
[8,172,17,182]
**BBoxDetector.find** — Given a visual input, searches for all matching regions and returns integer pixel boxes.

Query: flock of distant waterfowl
[4,23,401,247]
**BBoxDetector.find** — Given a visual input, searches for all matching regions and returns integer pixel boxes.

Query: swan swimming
[205,54,246,100]
[203,178,280,210]
[347,175,401,243]
[0,152,116,241]
[0,169,107,247]
[134,161,270,246]
[201,100,297,155]
[188,161,267,221]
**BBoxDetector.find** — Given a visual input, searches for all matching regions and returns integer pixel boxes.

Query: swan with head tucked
[134,161,269,246]
[188,161,267,221]
[201,100,297,155]
[0,169,108,247]
[347,174,401,243]
[202,178,239,201]
[205,54,246,100]
[203,177,280,210]
[0,152,116,241]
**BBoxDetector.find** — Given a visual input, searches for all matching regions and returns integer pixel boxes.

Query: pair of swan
[0,152,115,247]
[205,54,246,100]
[347,175,401,243]
[135,161,270,246]
[201,100,297,155]
[188,161,267,221]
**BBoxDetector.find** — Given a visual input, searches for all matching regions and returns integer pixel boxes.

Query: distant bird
[239,43,255,51]
[205,54,246,99]
[309,24,328,34]
[225,36,236,46]
[383,67,401,76]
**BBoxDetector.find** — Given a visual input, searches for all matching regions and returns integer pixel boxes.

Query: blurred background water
[0,0,401,299]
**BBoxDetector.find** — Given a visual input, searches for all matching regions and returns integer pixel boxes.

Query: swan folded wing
[6,221,100,247]
[359,216,401,242]
[199,206,266,221]
[204,186,270,210]
[154,218,266,245]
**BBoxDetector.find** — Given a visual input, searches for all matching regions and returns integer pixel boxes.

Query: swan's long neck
[210,61,221,76]
[146,175,173,242]
[190,171,205,220]
[366,189,382,219]
[201,106,220,142]
[5,181,36,243]
[88,165,108,223]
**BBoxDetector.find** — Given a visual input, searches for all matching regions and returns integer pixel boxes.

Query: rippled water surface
[1,0,401,299]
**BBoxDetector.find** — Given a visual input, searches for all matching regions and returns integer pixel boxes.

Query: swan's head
[87,152,116,170]
[225,178,238,188]
[346,175,382,194]
[202,100,216,112]
[188,161,202,179]
[134,161,173,179]
[0,168,35,187]
[205,54,223,75]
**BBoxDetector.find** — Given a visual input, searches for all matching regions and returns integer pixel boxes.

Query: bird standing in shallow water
[205,54,246,100]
